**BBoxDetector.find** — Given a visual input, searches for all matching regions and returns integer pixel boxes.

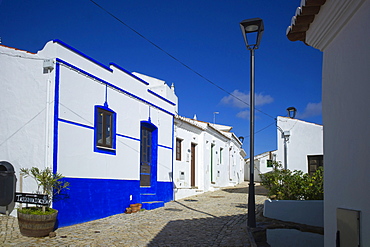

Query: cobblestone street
[1,182,267,247]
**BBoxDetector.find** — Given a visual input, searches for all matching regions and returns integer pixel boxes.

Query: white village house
[174,116,246,200]
[245,116,323,182]
[287,0,370,245]
[276,116,323,174]
[245,150,276,183]
[0,40,177,227]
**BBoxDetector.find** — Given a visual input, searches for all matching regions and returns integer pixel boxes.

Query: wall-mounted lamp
[287,107,297,119]
[238,136,245,143]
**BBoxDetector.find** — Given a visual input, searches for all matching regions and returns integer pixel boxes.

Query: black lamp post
[240,18,264,228]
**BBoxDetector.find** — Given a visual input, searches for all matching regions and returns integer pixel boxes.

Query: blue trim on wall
[53,63,60,174]
[56,58,174,117]
[158,144,172,150]
[53,39,113,72]
[59,118,94,130]
[116,133,140,142]
[53,177,173,227]
[57,118,171,149]
[110,63,149,85]
[94,105,117,155]
[148,89,176,106]
[171,116,175,200]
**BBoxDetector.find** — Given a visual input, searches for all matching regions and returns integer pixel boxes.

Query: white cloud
[298,102,322,118]
[220,89,273,109]
[236,110,249,119]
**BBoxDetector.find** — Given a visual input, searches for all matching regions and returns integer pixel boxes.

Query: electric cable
[88,0,277,119]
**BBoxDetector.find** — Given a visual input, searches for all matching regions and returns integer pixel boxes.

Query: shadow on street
[222,183,269,196]
[147,213,247,246]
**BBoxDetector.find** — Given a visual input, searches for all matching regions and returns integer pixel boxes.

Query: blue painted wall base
[53,178,173,227]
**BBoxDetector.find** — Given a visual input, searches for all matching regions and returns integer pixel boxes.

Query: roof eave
[286,0,327,43]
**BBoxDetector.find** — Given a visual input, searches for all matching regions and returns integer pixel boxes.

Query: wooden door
[191,143,196,187]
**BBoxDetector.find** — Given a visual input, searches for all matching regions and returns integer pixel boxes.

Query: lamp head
[238,136,245,143]
[287,107,297,119]
[240,18,264,50]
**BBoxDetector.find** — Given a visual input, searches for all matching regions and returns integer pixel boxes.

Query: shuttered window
[176,138,182,161]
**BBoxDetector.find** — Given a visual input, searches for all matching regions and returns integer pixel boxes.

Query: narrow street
[1,182,267,246]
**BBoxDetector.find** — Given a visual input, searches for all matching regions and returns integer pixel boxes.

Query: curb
[246,226,258,247]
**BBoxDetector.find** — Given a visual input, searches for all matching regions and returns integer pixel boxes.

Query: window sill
[96,146,116,151]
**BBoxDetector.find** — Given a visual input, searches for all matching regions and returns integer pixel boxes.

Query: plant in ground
[260,162,323,200]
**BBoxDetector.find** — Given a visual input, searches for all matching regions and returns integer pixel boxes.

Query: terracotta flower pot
[130,203,142,213]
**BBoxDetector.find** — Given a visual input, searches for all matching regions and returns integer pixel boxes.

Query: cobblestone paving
[1,182,267,247]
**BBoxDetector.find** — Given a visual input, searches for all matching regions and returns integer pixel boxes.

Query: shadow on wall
[147,213,249,246]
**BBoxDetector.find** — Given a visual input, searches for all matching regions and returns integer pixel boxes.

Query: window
[220,148,223,164]
[176,138,182,161]
[307,155,323,176]
[94,106,116,154]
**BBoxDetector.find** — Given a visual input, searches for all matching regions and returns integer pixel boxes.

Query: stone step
[140,193,157,202]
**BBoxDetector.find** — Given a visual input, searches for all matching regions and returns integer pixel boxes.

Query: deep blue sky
[0,0,322,157]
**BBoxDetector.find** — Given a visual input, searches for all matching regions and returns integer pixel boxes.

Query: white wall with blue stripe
[0,40,177,227]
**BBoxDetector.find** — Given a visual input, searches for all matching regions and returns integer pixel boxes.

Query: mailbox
[0,161,15,206]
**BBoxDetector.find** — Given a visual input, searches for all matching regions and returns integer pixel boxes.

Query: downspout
[52,61,60,174]
[44,60,53,170]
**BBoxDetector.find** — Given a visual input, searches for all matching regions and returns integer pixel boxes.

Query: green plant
[302,166,324,200]
[18,207,57,215]
[260,162,323,200]
[19,167,70,208]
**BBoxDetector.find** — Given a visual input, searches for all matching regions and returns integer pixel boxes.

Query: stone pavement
[1,182,267,247]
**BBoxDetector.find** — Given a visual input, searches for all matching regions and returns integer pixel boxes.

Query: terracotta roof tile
[0,44,36,54]
[286,0,327,43]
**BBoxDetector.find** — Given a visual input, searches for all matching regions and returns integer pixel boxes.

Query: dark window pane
[97,112,103,144]
[106,114,111,145]
[96,107,114,149]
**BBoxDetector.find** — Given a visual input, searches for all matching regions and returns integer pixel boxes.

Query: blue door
[140,126,152,187]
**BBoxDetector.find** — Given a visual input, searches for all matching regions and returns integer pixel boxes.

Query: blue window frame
[94,105,116,155]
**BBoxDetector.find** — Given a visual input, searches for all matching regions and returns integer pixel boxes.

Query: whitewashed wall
[0,46,52,216]
[173,119,203,199]
[174,117,245,200]
[245,150,276,182]
[0,40,178,223]
[276,116,323,173]
[305,0,370,246]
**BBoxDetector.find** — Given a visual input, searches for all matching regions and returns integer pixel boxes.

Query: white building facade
[174,116,246,200]
[276,116,323,174]
[0,40,177,227]
[287,0,370,245]
[245,150,276,182]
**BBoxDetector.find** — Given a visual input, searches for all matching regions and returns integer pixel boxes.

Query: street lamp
[240,18,264,228]
[213,112,219,124]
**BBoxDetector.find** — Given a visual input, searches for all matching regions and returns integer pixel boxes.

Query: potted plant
[17,167,70,237]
